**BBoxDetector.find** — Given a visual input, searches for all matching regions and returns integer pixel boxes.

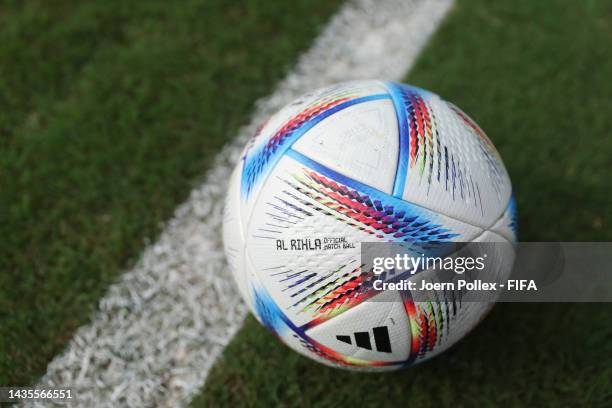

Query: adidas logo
[336,326,392,353]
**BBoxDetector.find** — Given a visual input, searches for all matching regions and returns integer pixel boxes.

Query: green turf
[193,0,612,406]
[0,0,343,386]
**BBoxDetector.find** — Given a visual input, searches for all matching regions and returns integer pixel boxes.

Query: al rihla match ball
[222,81,517,371]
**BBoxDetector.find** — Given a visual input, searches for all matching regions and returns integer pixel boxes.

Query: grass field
[0,0,342,386]
[192,0,612,406]
[1,0,611,405]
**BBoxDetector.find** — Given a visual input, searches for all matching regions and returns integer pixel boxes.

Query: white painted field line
[30,0,454,406]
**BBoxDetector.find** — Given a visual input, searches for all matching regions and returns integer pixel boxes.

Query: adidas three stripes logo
[335,326,392,353]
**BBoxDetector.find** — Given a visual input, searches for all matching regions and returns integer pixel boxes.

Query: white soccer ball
[223,81,517,371]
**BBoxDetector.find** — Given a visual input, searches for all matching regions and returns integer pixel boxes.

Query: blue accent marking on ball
[253,286,287,336]
[507,193,519,240]
[241,93,391,199]
[252,285,311,339]
[384,82,411,198]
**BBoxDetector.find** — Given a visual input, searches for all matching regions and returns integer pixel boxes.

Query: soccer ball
[223,81,517,371]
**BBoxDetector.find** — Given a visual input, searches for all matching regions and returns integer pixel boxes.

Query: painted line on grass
[30,0,454,406]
